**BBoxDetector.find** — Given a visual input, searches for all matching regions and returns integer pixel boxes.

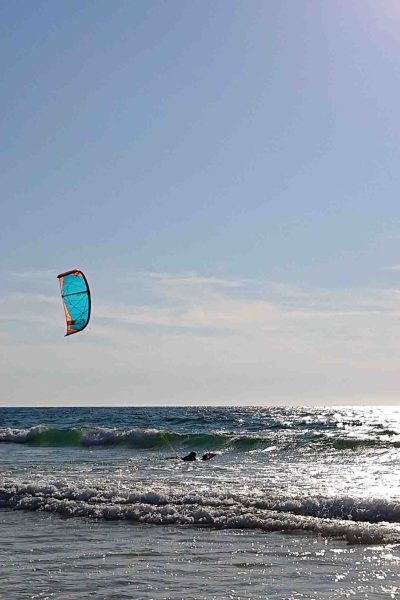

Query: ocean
[1,406,399,599]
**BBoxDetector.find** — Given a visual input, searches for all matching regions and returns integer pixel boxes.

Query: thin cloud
[129,270,248,288]
[3,268,400,406]
[4,268,56,280]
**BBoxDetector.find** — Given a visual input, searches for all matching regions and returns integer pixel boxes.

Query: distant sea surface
[1,406,400,599]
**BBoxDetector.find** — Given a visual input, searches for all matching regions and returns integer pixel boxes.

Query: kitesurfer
[181,451,197,461]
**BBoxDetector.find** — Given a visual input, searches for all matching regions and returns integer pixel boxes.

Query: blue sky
[2,1,400,405]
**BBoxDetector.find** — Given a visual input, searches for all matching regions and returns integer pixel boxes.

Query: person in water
[181,451,197,461]
[202,452,216,461]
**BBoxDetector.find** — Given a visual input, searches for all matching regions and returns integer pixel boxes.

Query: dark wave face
[1,424,400,452]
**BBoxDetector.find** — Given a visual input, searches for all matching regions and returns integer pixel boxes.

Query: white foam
[80,427,166,446]
[0,426,46,443]
[1,479,400,545]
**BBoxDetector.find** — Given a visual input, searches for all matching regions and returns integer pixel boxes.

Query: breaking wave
[0,426,239,450]
[1,426,400,452]
[1,479,399,545]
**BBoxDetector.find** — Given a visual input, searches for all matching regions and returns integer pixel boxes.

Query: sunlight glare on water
[1,406,400,598]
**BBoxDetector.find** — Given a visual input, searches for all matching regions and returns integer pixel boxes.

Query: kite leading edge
[57,269,91,336]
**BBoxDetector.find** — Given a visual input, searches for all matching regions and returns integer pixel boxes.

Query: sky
[1,0,400,406]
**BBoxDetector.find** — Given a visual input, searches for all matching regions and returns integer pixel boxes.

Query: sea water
[0,406,399,599]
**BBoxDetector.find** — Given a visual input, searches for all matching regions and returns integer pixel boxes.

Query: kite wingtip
[57,269,80,279]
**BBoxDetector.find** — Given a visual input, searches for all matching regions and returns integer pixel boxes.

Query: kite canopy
[57,269,91,336]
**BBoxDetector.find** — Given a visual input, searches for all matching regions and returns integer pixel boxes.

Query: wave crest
[1,426,400,452]
[0,426,268,450]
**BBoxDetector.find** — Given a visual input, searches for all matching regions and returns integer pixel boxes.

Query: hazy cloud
[2,269,400,405]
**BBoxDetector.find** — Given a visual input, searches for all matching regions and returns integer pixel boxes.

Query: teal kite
[57,269,91,336]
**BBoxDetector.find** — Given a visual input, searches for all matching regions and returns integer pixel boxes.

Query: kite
[57,269,91,336]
